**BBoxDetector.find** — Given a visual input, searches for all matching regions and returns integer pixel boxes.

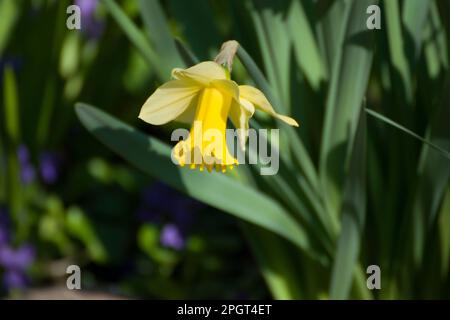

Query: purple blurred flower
[20,163,36,184]
[136,206,161,224]
[171,201,198,228]
[74,0,104,39]
[140,182,202,228]
[160,224,185,250]
[39,152,60,185]
[76,0,97,14]
[3,269,28,290]
[17,145,30,165]
[0,227,8,246]
[0,244,35,291]
[0,206,34,291]
[141,183,174,211]
[139,183,204,251]
[17,145,36,185]
[0,244,35,270]
[0,207,10,246]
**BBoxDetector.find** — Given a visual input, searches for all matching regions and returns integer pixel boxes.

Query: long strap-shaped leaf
[138,0,185,75]
[248,0,291,113]
[384,0,415,104]
[102,0,162,78]
[174,39,313,298]
[316,0,348,77]
[3,67,25,241]
[329,106,367,299]
[319,0,377,219]
[167,0,221,61]
[365,108,450,159]
[0,0,19,56]
[438,188,450,277]
[287,0,326,89]
[240,223,304,299]
[402,0,431,63]
[237,46,320,193]
[75,103,327,265]
[423,0,448,79]
[237,46,337,241]
[410,74,450,268]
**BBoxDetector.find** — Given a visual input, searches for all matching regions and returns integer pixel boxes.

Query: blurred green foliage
[0,0,267,299]
[0,0,450,300]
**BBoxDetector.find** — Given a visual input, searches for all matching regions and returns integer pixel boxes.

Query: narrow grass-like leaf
[246,126,334,253]
[169,38,312,297]
[36,77,56,147]
[287,0,326,89]
[3,67,20,143]
[402,0,431,62]
[75,103,326,264]
[239,37,343,243]
[102,0,162,78]
[0,0,19,55]
[167,0,221,61]
[438,187,450,277]
[365,108,450,159]
[423,0,448,79]
[237,45,319,193]
[384,0,413,103]
[175,39,199,66]
[410,74,450,267]
[138,0,185,75]
[237,45,338,239]
[329,107,367,299]
[316,0,349,76]
[3,67,25,240]
[233,166,306,299]
[248,0,291,111]
[241,223,303,299]
[320,0,377,218]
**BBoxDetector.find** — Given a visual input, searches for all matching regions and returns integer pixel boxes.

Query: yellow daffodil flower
[139,61,298,172]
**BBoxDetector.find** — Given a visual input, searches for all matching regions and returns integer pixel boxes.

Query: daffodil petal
[139,79,201,125]
[173,94,199,124]
[229,98,255,150]
[239,85,299,127]
[211,79,240,102]
[273,114,299,127]
[240,97,255,116]
[172,61,227,85]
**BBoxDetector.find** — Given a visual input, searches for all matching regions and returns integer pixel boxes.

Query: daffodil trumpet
[139,60,298,173]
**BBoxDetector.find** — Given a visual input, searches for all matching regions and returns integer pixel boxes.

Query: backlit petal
[139,79,201,125]
[229,98,255,150]
[173,94,199,124]
[172,61,227,85]
[240,97,255,116]
[239,85,299,127]
[211,79,240,102]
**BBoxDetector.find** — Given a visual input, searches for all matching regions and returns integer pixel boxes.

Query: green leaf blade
[329,107,368,300]
[75,103,325,264]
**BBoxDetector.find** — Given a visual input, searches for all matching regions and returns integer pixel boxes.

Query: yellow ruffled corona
[139,61,298,172]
